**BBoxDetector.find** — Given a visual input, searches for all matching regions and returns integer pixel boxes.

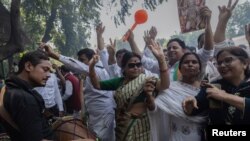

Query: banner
[177,0,206,33]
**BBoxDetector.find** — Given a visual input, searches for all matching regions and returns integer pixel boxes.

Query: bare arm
[127,30,142,56]
[89,55,101,90]
[107,39,116,65]
[148,40,169,91]
[144,80,156,111]
[40,43,89,74]
[213,0,238,43]
[201,6,213,51]
[96,23,105,51]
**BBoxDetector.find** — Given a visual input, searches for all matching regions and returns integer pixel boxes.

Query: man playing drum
[0,50,55,141]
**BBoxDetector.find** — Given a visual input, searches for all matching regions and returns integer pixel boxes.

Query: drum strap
[0,86,20,131]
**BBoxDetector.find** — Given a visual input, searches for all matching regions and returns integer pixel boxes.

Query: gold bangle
[160,68,169,73]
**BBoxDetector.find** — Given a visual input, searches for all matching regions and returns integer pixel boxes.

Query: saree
[114,74,152,141]
[148,81,206,141]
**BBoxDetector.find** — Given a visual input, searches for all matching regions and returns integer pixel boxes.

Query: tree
[0,0,29,61]
[101,0,168,26]
[227,1,250,38]
[0,0,168,58]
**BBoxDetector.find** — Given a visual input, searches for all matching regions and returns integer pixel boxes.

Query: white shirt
[59,55,116,137]
[35,73,64,111]
[62,79,73,101]
[99,48,110,73]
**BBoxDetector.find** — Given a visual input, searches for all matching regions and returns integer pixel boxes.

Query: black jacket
[2,76,54,141]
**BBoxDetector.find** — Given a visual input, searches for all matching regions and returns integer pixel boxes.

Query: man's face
[116,53,125,67]
[27,60,51,87]
[167,41,185,63]
[78,54,90,65]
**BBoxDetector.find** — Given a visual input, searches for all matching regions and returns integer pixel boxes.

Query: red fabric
[65,73,81,112]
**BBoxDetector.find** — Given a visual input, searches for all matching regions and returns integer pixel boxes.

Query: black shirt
[193,78,250,125]
[2,76,55,141]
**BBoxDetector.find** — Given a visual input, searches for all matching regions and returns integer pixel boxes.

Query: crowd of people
[0,0,250,141]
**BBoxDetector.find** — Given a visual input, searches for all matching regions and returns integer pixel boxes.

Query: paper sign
[177,0,206,33]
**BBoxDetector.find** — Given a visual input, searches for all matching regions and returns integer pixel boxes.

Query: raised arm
[213,0,238,43]
[89,55,101,89]
[148,40,169,91]
[201,6,213,51]
[40,43,89,74]
[96,23,105,51]
[127,30,142,56]
[107,39,117,65]
[141,29,160,74]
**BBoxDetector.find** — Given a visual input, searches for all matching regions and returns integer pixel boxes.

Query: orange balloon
[134,9,148,24]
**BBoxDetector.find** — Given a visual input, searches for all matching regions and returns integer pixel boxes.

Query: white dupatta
[148,81,206,141]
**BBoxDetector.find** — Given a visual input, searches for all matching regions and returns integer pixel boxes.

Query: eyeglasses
[216,57,236,67]
[127,62,142,68]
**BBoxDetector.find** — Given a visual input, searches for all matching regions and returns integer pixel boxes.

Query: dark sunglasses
[127,62,142,68]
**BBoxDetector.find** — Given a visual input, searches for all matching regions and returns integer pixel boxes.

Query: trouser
[89,113,115,141]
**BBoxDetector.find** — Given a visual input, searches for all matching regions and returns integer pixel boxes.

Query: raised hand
[143,30,151,46]
[107,38,116,57]
[96,23,105,37]
[89,55,100,68]
[39,42,58,59]
[149,26,157,40]
[182,96,198,115]
[200,6,212,20]
[198,6,212,29]
[148,39,164,60]
[218,0,239,21]
[96,23,105,50]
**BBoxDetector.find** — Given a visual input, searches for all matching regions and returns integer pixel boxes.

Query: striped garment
[114,74,151,141]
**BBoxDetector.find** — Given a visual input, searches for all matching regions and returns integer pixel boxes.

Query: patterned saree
[114,74,151,141]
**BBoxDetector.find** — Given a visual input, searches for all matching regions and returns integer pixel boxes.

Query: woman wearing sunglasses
[183,47,250,125]
[89,40,169,141]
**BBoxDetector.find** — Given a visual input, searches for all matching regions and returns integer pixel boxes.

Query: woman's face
[179,54,200,78]
[216,51,247,81]
[123,57,142,79]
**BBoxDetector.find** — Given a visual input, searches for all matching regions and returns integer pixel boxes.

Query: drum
[52,116,96,141]
[0,133,10,141]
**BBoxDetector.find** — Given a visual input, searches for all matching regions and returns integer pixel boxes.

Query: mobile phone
[209,84,223,109]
